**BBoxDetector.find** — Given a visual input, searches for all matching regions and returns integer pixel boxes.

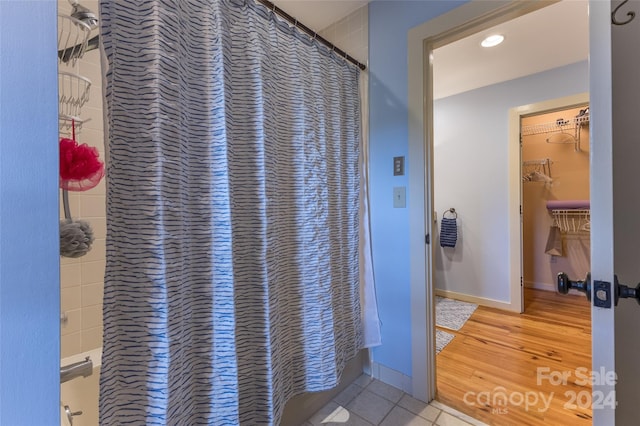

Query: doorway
[520,101,591,307]
[429,96,594,424]
[407,0,592,417]
[430,80,594,426]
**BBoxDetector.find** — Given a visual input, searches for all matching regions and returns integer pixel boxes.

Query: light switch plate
[393,186,406,208]
[393,156,405,176]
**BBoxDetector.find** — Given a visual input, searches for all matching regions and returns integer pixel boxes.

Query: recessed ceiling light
[481,34,504,48]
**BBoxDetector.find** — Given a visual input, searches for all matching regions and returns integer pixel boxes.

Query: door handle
[613,275,640,305]
[557,272,591,301]
[557,272,640,307]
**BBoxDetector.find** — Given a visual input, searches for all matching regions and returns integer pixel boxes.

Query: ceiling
[271,1,589,99]
[433,1,589,99]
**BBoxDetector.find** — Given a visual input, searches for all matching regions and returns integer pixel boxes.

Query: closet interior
[521,105,590,303]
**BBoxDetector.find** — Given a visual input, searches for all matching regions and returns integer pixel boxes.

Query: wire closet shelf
[521,110,589,152]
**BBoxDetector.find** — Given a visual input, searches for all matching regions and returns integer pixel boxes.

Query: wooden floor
[436,288,592,426]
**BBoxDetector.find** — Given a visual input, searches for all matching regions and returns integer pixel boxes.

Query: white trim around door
[406,0,555,403]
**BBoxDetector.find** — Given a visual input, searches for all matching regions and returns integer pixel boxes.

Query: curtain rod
[256,0,367,71]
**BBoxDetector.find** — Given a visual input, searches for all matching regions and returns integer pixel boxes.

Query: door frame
[407,0,566,403]
[589,0,615,424]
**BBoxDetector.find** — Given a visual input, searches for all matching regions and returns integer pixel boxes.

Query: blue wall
[369,1,588,378]
[0,1,60,424]
[368,1,467,377]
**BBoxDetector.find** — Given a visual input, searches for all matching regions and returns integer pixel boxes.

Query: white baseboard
[524,280,586,297]
[524,280,556,292]
[435,289,516,312]
[370,362,412,394]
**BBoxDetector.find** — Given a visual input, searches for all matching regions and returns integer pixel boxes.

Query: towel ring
[443,208,457,219]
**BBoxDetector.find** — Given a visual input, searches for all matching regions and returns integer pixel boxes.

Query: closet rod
[256,0,367,71]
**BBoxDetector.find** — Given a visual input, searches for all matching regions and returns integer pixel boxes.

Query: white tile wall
[58,0,105,358]
[318,4,368,67]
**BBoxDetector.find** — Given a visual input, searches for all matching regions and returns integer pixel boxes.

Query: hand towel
[440,217,458,248]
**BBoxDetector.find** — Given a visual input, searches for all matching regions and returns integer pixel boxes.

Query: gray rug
[436,330,455,354]
[436,296,478,331]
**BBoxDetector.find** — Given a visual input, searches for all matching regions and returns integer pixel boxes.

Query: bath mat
[436,330,455,354]
[436,296,478,331]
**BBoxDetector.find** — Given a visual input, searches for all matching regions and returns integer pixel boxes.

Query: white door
[588,1,640,424]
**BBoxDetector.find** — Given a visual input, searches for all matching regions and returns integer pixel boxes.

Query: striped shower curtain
[99,0,366,424]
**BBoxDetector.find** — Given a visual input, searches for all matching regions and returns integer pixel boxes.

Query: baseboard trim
[525,281,586,297]
[524,280,556,292]
[435,289,515,312]
[370,362,412,394]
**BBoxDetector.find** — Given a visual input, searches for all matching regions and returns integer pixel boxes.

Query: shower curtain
[99,0,377,424]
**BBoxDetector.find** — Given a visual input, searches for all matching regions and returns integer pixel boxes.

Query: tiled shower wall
[319,4,368,67]
[59,0,106,358]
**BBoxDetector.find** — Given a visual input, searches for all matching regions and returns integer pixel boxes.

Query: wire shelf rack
[58,14,92,67]
[59,72,91,118]
[522,111,589,152]
[521,114,589,136]
[522,158,552,183]
[59,115,91,138]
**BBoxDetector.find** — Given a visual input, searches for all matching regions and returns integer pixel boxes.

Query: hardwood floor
[436,288,592,426]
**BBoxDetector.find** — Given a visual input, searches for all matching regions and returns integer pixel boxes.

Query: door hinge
[426,234,430,244]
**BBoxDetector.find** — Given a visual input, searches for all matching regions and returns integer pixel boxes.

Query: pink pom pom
[59,138,105,191]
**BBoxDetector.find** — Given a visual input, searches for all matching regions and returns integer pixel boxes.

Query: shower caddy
[58,13,92,136]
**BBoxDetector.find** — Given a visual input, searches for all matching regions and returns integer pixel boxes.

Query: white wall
[433,60,588,304]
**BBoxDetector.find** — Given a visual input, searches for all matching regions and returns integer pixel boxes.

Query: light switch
[393,186,406,208]
[393,156,405,176]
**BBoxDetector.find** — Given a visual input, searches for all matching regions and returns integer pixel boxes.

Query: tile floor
[302,375,488,426]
